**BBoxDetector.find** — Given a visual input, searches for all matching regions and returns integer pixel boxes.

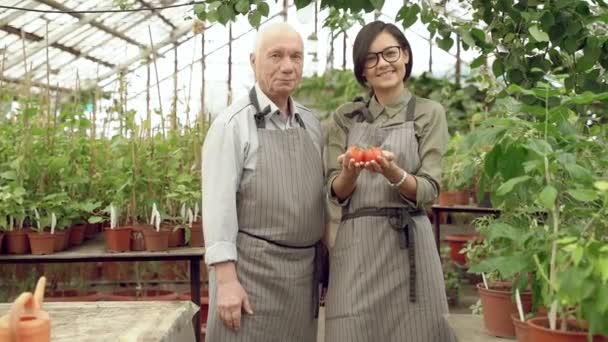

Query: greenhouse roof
[0,0,198,91]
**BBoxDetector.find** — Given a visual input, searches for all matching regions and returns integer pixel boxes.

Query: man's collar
[254,83,298,116]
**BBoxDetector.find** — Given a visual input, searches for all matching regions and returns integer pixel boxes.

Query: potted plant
[0,184,29,254]
[103,204,132,253]
[141,203,169,252]
[465,82,608,340]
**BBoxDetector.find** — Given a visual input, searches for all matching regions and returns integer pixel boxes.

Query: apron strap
[249,87,306,129]
[405,95,417,122]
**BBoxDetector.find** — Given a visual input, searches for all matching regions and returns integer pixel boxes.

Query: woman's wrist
[385,164,405,184]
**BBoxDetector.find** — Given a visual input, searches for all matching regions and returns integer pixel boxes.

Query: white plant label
[180,203,186,220]
[34,208,41,230]
[51,212,56,234]
[482,272,489,289]
[110,204,116,229]
[187,208,193,228]
[515,288,524,321]
[194,202,199,220]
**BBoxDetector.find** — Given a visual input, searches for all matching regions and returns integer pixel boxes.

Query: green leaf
[88,216,104,224]
[571,245,584,266]
[235,0,250,14]
[294,0,312,9]
[529,26,549,42]
[597,258,608,283]
[526,139,553,156]
[436,36,454,51]
[569,189,598,202]
[492,58,505,76]
[470,55,486,68]
[485,222,521,242]
[496,176,531,196]
[194,4,206,15]
[1,171,17,180]
[248,10,262,27]
[539,185,557,210]
[595,181,608,192]
[258,2,270,16]
[564,163,593,182]
[470,28,486,44]
[217,4,235,24]
[369,0,384,11]
[396,4,420,29]
[540,11,555,31]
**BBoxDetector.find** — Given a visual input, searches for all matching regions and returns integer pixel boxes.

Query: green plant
[465,80,608,335]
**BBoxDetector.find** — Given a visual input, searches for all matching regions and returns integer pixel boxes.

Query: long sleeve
[202,117,243,266]
[411,101,449,206]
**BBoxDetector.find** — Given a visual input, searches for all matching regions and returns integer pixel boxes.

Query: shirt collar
[368,87,412,119]
[254,83,298,117]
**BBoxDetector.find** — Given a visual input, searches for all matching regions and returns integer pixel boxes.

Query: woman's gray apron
[206,88,324,342]
[324,96,456,341]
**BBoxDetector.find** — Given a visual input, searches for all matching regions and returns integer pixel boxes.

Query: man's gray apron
[206,88,324,342]
[324,96,456,341]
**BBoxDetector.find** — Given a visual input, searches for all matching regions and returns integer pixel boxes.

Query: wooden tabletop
[0,236,205,263]
[0,301,198,342]
[444,314,513,341]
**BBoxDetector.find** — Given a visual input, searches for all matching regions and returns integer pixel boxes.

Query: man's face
[251,31,304,100]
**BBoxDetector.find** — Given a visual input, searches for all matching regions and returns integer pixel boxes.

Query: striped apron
[324,97,456,342]
[206,88,324,342]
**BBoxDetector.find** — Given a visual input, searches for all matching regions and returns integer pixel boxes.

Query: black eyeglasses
[364,45,402,69]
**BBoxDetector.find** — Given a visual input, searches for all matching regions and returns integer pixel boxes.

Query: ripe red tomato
[363,147,383,162]
[346,146,365,163]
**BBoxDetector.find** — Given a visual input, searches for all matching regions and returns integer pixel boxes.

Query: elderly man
[202,22,325,341]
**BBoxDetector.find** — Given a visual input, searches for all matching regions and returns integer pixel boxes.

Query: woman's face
[362,30,409,92]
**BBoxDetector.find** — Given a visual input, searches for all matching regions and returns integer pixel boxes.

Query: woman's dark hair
[352,21,413,87]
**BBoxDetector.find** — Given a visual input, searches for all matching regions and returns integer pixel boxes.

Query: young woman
[323,21,456,341]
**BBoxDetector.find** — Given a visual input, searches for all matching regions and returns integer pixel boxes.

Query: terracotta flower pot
[438,190,470,206]
[4,230,30,254]
[0,233,4,254]
[104,226,132,253]
[445,234,479,265]
[62,227,72,250]
[27,232,55,255]
[477,283,532,338]
[142,229,170,252]
[162,224,185,248]
[104,289,178,301]
[52,231,66,252]
[69,224,86,246]
[45,290,99,302]
[130,224,148,251]
[527,316,608,342]
[511,313,529,342]
[84,223,98,240]
[190,221,204,247]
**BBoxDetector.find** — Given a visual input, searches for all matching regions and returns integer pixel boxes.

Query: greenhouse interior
[0,0,607,341]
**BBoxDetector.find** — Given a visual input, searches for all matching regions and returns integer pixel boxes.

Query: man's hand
[215,262,254,331]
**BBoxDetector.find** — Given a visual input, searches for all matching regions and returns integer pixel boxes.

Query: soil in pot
[527,316,608,342]
[27,232,55,255]
[4,230,30,254]
[477,282,533,338]
[142,229,170,252]
[104,226,132,253]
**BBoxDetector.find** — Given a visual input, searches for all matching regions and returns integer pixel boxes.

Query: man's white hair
[251,22,303,56]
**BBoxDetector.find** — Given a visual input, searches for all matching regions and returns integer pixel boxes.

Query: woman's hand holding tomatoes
[337,146,366,180]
